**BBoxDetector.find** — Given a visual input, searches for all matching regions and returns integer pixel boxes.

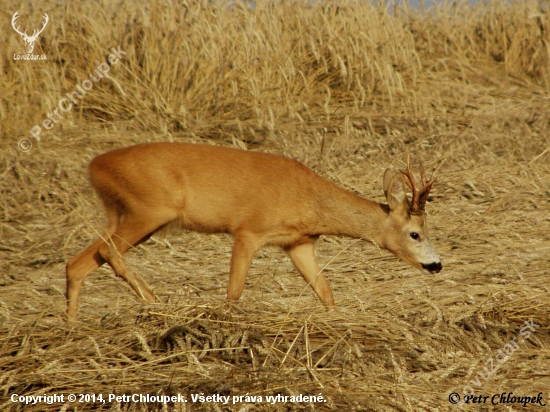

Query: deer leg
[96,216,159,305]
[67,213,165,319]
[286,242,335,306]
[66,209,118,319]
[66,237,108,319]
[227,232,263,301]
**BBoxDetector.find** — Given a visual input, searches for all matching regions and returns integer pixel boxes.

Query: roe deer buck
[66,143,442,318]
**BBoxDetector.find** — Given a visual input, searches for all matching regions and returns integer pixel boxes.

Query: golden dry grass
[1,0,549,410]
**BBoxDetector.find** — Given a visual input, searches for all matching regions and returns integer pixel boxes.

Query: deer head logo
[11,11,49,54]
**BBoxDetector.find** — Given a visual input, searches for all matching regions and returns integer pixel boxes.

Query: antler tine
[11,11,27,37]
[418,159,436,187]
[399,155,421,213]
[418,160,437,213]
[30,14,49,39]
[38,14,49,34]
[399,156,437,214]
[419,160,426,186]
[400,155,416,190]
[11,10,19,25]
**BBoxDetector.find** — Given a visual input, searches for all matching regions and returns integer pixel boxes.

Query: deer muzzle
[422,262,442,274]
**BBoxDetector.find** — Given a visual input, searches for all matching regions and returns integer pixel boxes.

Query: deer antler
[11,11,27,37]
[11,11,49,40]
[32,13,49,39]
[400,156,436,215]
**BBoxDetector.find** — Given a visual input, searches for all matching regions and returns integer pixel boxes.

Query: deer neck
[313,184,389,245]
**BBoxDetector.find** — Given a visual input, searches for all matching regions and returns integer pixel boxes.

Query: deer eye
[410,232,420,240]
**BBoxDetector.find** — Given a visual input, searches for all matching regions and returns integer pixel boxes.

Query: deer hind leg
[66,208,118,319]
[227,232,264,302]
[96,213,163,305]
[66,209,168,319]
[285,242,335,306]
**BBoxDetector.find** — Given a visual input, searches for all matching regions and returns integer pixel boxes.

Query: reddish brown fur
[66,143,441,319]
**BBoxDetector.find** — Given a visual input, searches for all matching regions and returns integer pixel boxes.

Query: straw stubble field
[1,0,549,410]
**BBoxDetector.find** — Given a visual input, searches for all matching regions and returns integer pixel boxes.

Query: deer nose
[422,262,442,273]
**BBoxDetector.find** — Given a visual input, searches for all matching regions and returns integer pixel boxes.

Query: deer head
[12,11,49,54]
[382,157,441,274]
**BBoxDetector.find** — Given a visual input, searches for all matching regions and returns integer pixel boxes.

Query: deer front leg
[286,242,335,306]
[227,232,263,301]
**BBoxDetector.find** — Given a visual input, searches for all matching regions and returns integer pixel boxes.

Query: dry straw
[1,0,549,410]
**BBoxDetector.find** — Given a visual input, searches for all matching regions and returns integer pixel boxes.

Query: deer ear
[383,168,395,195]
[383,169,407,211]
